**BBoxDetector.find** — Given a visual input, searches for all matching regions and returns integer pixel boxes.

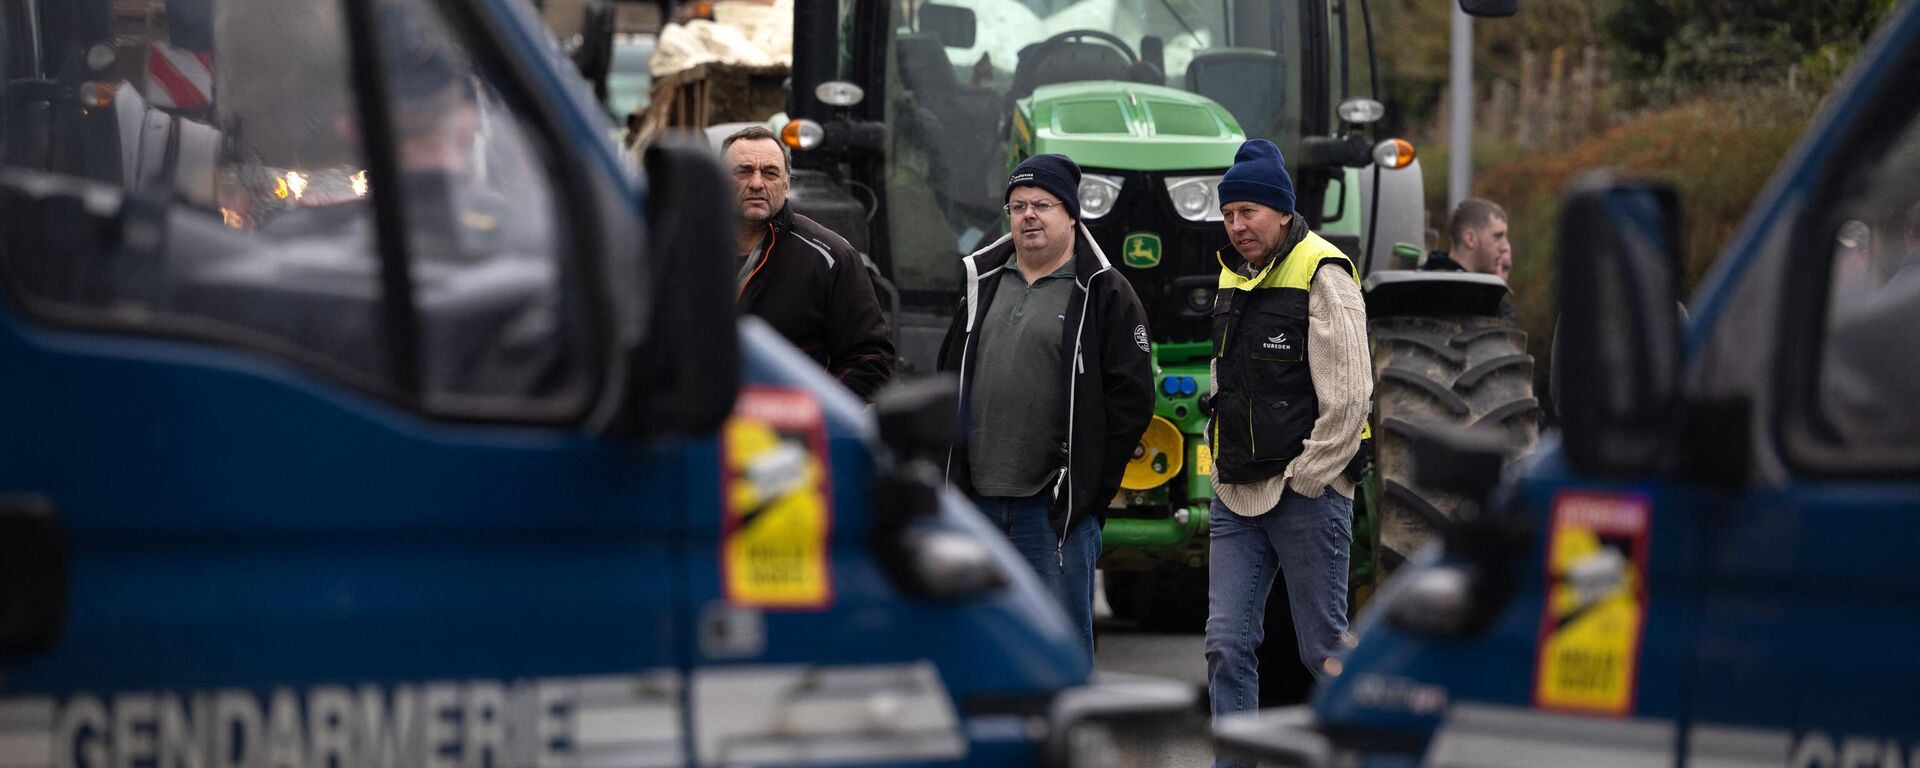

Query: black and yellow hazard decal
[722,387,833,610]
[1533,492,1650,715]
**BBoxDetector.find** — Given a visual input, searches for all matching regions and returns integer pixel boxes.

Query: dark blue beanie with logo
[1006,153,1083,220]
[1217,139,1295,214]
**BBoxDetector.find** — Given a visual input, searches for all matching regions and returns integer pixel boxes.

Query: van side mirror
[632,138,740,435]
[1459,0,1518,17]
[920,3,976,49]
[1555,173,1682,475]
[875,376,959,465]
[1411,425,1506,507]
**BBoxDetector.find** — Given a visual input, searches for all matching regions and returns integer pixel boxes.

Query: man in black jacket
[725,127,895,399]
[1422,198,1517,323]
[937,154,1154,663]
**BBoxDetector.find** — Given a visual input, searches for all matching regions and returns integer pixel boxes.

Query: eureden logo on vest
[1262,333,1295,354]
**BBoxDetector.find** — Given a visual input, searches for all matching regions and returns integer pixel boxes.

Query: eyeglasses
[1004,199,1063,216]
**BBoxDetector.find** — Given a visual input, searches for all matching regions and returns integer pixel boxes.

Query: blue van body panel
[0,300,686,694]
[1314,443,1704,744]
[1687,482,1920,738]
[703,324,1087,694]
[0,310,1081,767]
[0,1,1116,764]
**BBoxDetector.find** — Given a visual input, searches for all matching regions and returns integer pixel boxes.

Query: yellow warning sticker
[722,387,833,610]
[1194,443,1213,478]
[1533,492,1650,715]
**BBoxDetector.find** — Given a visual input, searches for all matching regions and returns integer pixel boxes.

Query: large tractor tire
[1369,315,1538,585]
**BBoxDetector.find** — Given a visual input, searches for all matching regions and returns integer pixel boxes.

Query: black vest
[1210,236,1358,484]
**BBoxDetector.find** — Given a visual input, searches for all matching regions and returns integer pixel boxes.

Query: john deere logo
[1123,233,1162,268]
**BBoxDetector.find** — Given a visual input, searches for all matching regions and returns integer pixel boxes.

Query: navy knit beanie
[1006,153,1083,220]
[1217,139,1295,214]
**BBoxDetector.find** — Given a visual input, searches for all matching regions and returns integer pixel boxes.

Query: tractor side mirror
[1296,135,1373,169]
[1554,173,1682,476]
[920,3,976,49]
[1459,0,1518,17]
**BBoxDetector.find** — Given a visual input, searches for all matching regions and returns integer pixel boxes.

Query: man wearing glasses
[725,126,895,400]
[937,154,1154,663]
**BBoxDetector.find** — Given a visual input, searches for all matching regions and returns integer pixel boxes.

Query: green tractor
[772,0,1537,692]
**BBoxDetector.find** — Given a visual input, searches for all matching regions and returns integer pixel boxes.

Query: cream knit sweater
[1213,263,1372,515]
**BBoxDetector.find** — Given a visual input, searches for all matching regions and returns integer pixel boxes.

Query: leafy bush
[1603,0,1898,102]
[1424,89,1817,406]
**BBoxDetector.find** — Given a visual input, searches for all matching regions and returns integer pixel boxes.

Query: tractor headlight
[1078,174,1123,219]
[1163,176,1223,222]
[1337,97,1387,125]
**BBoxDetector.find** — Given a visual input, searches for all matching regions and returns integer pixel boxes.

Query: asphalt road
[1093,574,1215,767]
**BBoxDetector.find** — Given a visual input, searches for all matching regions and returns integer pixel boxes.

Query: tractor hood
[1014,82,1245,172]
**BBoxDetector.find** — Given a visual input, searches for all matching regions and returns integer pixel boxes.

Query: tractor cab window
[1806,91,1920,464]
[883,0,1303,295]
[0,0,588,416]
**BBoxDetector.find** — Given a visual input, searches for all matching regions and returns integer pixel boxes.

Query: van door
[0,0,687,765]
[1683,11,1920,761]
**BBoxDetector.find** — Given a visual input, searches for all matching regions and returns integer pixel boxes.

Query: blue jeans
[1205,488,1351,764]
[970,492,1102,663]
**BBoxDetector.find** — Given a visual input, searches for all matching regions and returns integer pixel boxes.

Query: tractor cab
[879,0,1315,356]
[785,0,1527,693]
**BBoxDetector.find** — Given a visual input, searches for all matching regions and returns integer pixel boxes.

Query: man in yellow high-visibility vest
[1203,140,1371,767]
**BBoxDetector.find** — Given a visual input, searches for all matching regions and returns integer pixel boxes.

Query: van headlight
[1385,564,1477,636]
[695,662,967,764]
[903,528,1008,600]
[1078,174,1124,219]
[1163,176,1223,221]
[1046,679,1204,768]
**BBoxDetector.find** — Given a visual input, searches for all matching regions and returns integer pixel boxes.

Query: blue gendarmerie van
[0,1,1194,766]
[1217,2,1920,766]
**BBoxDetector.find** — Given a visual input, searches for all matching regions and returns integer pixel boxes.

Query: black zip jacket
[738,202,895,399]
[938,224,1155,542]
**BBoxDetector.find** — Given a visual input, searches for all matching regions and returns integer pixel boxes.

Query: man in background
[725,126,895,399]
[1425,198,1517,322]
